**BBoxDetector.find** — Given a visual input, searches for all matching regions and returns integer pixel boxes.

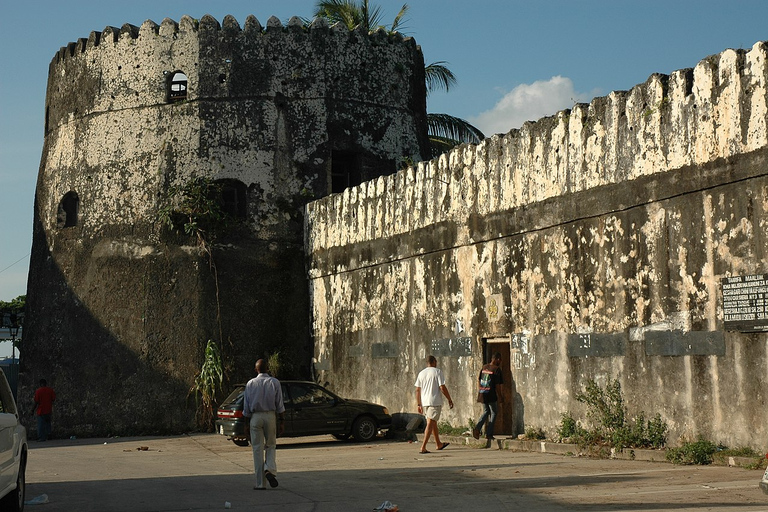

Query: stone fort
[23,14,768,448]
[23,14,428,434]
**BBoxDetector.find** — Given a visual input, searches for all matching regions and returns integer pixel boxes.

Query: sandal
[419,449,430,454]
[264,471,279,488]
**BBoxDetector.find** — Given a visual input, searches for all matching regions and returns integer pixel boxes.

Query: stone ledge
[417,434,765,469]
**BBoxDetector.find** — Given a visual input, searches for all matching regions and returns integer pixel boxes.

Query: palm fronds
[425,61,457,95]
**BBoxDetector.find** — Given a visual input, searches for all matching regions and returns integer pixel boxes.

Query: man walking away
[243,359,285,490]
[473,352,504,448]
[33,378,56,441]
[414,355,453,454]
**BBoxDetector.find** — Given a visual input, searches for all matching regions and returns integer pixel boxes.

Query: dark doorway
[483,338,515,436]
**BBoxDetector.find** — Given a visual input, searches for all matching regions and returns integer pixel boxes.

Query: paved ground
[23,433,768,511]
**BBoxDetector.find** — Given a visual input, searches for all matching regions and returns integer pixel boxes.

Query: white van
[0,368,27,511]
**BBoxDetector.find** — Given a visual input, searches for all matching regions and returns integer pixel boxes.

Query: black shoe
[265,471,278,488]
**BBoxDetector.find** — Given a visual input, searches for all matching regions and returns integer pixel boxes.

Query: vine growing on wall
[159,176,230,428]
[158,176,228,247]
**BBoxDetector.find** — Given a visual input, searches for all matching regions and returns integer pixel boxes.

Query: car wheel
[333,433,351,440]
[232,438,249,447]
[0,450,25,512]
[352,416,377,442]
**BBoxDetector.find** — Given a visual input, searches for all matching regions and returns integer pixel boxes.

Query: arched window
[330,150,362,193]
[215,179,247,219]
[166,71,188,103]
[57,191,79,228]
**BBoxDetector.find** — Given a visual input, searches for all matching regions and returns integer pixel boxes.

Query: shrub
[569,379,669,450]
[646,413,668,449]
[438,420,467,436]
[557,412,579,439]
[525,426,546,440]
[189,340,224,431]
[666,438,718,465]
[576,378,625,439]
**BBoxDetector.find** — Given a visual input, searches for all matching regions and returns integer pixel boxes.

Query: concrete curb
[416,434,765,469]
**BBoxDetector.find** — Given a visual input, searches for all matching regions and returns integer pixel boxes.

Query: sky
[1,0,767,308]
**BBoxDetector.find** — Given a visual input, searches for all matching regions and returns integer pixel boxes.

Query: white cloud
[470,76,595,137]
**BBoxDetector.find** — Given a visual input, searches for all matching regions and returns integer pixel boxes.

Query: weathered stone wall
[23,14,429,435]
[306,42,768,448]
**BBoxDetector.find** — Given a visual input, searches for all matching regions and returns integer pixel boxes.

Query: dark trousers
[37,413,52,441]
[476,402,498,439]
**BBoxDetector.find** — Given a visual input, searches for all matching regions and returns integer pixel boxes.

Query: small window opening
[167,71,188,103]
[330,151,362,194]
[215,180,247,219]
[57,191,79,228]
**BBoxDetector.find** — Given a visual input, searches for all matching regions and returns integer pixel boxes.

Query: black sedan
[215,380,392,445]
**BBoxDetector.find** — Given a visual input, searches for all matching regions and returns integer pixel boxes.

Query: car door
[285,383,348,436]
[279,383,294,436]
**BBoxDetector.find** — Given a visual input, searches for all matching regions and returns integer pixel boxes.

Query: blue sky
[1,0,767,305]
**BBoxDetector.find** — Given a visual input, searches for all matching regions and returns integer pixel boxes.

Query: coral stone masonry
[23,12,768,449]
[23,14,428,435]
[306,41,768,449]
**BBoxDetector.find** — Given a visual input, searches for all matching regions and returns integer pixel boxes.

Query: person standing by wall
[243,359,285,490]
[473,352,504,448]
[414,355,453,454]
[33,378,56,441]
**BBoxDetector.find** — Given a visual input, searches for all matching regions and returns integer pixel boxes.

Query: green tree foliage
[0,295,25,350]
[312,1,485,157]
[0,295,25,317]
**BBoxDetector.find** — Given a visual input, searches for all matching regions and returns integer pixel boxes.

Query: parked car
[216,380,391,445]
[0,368,27,511]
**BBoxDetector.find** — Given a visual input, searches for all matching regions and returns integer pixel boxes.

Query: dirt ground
[23,433,768,511]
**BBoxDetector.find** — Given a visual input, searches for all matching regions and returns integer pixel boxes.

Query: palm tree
[314,0,409,33]
[313,1,485,157]
[424,61,485,157]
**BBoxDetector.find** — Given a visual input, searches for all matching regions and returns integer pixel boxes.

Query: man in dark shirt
[472,352,504,448]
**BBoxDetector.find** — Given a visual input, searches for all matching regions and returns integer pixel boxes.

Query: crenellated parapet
[305,41,768,450]
[39,14,429,238]
[45,14,425,136]
[306,41,768,269]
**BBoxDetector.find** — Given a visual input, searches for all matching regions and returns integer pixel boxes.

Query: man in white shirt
[243,359,285,489]
[414,355,453,453]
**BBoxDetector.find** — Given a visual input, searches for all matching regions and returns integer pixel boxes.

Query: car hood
[344,398,386,409]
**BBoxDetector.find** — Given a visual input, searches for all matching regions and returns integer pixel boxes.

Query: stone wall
[23,14,429,435]
[306,42,768,448]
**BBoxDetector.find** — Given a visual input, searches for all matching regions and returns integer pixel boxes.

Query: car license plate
[218,425,224,434]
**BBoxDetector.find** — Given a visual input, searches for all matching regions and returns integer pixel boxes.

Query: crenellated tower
[24,14,429,435]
